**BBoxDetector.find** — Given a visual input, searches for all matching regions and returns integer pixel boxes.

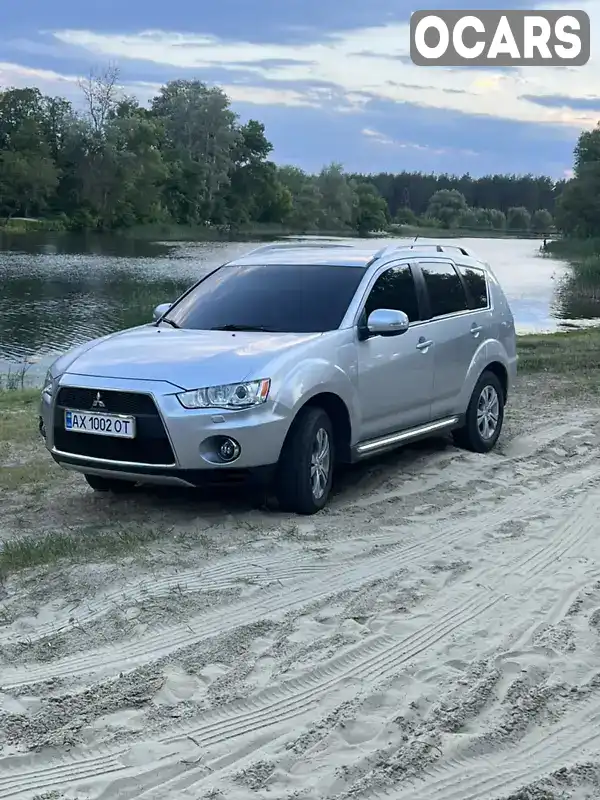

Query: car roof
[225,240,488,270]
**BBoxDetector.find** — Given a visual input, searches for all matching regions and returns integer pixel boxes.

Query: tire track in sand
[2,490,598,800]
[2,459,597,690]
[370,697,600,800]
[3,418,593,648]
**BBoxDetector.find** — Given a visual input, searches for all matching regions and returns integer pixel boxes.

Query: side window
[420,261,468,318]
[457,265,488,309]
[364,264,420,322]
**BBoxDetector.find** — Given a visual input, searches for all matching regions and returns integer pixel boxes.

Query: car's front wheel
[84,473,137,493]
[453,370,505,453]
[276,406,335,514]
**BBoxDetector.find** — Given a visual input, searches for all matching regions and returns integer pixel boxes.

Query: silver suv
[39,241,517,514]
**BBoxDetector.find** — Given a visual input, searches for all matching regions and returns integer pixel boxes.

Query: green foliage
[426,189,468,228]
[0,73,582,238]
[394,207,419,226]
[530,208,553,233]
[352,182,389,235]
[507,206,531,231]
[555,124,600,239]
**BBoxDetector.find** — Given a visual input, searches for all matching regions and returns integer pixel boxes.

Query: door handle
[470,323,483,337]
[416,338,433,351]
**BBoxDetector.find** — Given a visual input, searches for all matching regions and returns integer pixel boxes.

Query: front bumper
[40,374,288,485]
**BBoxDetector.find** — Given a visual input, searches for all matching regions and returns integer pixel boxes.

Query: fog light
[218,437,240,462]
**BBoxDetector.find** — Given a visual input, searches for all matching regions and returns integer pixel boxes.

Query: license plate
[64,409,136,439]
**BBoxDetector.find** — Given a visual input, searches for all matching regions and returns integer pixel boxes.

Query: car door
[415,259,482,420]
[355,262,435,441]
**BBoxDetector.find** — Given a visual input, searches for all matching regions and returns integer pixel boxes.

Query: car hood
[62,325,322,390]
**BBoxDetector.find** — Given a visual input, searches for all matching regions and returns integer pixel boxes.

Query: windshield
[162,263,365,333]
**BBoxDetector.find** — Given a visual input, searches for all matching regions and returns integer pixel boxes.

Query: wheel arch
[283,391,353,464]
[483,360,508,403]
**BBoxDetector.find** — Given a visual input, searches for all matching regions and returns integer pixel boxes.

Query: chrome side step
[354,416,459,458]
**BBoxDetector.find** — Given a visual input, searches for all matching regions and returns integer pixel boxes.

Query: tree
[507,206,531,231]
[574,124,600,175]
[316,163,357,230]
[457,208,479,228]
[352,182,388,235]
[78,64,122,134]
[151,79,239,224]
[555,162,600,238]
[0,87,61,217]
[426,189,468,228]
[554,124,600,239]
[394,207,418,226]
[488,209,506,230]
[217,120,286,226]
[531,208,553,234]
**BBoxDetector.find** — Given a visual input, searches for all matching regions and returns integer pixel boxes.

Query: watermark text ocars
[410,10,590,66]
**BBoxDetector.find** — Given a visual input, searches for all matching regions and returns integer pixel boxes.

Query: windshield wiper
[211,324,275,332]
[158,318,179,329]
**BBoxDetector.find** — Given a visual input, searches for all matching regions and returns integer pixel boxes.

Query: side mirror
[153,302,172,321]
[366,308,410,337]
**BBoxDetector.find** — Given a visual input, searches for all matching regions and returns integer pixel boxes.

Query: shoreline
[0,220,551,242]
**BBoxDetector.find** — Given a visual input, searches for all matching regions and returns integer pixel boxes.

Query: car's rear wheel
[276,406,335,514]
[84,473,137,493]
[452,370,504,453]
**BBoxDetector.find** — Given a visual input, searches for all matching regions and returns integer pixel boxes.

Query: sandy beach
[1,374,600,799]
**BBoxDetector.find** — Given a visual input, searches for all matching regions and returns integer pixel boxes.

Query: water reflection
[0,232,590,380]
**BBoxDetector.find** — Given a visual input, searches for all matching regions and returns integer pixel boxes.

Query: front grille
[53,388,175,465]
[56,387,157,416]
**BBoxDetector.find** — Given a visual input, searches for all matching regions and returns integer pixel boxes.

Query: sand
[1,380,600,799]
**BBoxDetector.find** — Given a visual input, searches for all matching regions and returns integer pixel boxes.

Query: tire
[452,370,504,453]
[276,406,335,515]
[84,473,137,493]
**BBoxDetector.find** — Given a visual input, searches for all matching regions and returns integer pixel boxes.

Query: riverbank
[1,216,551,242]
[390,223,549,240]
[544,238,600,306]
[2,328,600,799]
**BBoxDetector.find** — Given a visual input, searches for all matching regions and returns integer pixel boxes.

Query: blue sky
[0,0,598,178]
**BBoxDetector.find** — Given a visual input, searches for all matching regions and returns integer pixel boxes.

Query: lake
[0,231,591,383]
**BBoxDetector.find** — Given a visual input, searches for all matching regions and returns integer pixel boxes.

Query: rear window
[457,265,489,309]
[163,263,365,333]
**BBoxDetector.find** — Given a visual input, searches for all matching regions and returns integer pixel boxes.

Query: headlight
[42,370,54,399]
[177,379,271,410]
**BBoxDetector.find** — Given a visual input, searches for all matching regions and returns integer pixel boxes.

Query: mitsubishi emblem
[91,391,105,409]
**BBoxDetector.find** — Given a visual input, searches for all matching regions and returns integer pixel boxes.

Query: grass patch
[0,460,56,491]
[546,238,600,259]
[0,388,40,411]
[0,390,40,446]
[517,327,600,376]
[0,523,164,578]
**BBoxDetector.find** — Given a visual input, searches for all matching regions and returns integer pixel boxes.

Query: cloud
[47,7,599,130]
[361,127,478,157]
[521,94,600,112]
[1,0,594,178]
[0,60,79,91]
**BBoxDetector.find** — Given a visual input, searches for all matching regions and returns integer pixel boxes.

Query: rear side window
[364,264,420,322]
[419,261,468,318]
[457,265,488,309]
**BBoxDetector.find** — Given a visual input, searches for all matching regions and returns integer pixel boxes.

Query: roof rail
[244,241,356,257]
[374,241,476,260]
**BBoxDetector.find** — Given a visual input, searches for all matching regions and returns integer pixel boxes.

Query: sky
[0,0,598,179]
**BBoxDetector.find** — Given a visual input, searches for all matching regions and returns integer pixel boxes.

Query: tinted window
[163,263,365,333]
[364,265,420,322]
[458,265,488,309]
[420,262,468,318]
